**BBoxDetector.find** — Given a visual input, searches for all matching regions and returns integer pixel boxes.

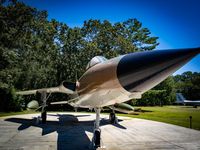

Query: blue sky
[21,0,200,75]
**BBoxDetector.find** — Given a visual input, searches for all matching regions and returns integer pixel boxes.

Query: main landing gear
[109,109,118,124]
[39,91,48,124]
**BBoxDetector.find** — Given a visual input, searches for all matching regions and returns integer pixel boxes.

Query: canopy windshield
[86,56,107,70]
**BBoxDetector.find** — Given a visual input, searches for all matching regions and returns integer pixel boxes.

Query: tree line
[0,0,199,111]
[134,72,200,106]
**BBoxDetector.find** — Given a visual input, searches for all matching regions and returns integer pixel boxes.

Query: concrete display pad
[0,112,200,150]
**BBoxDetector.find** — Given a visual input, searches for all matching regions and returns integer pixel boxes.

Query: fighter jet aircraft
[176,93,200,108]
[17,47,200,148]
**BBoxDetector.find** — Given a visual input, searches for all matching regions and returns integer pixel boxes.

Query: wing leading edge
[16,81,76,95]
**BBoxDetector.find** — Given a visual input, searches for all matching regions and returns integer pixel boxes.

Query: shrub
[0,86,23,112]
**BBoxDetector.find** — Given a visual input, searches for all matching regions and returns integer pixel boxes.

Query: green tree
[154,76,176,104]
[135,76,176,106]
[81,19,159,58]
[134,90,166,106]
[174,71,200,100]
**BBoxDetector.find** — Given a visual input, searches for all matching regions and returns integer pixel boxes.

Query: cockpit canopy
[86,56,107,70]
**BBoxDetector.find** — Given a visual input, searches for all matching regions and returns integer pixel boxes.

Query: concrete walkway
[0,112,200,150]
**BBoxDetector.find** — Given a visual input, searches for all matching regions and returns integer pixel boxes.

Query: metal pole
[189,116,192,129]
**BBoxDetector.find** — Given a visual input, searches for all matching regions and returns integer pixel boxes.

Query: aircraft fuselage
[73,48,200,108]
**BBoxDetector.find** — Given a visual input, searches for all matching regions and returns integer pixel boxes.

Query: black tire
[94,129,101,148]
[109,112,116,124]
[41,111,47,124]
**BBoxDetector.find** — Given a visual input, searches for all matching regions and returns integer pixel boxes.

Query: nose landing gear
[93,129,101,148]
[92,108,106,149]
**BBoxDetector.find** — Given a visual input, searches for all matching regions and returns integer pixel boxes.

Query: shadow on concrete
[101,118,126,129]
[5,113,126,150]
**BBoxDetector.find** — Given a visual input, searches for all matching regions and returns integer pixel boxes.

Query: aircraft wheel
[41,111,47,124]
[109,112,116,124]
[93,129,101,148]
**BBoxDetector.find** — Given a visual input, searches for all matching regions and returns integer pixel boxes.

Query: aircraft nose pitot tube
[117,48,200,93]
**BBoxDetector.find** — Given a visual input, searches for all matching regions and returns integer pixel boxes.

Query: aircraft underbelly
[75,90,124,108]
[75,88,141,108]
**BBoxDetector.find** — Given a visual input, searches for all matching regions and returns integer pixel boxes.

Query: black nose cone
[117,48,200,93]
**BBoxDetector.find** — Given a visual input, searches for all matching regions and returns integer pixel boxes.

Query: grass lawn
[118,106,200,130]
[1,106,200,130]
[0,110,37,117]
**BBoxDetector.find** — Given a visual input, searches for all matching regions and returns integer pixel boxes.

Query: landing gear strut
[40,91,47,124]
[92,108,102,149]
[109,109,118,124]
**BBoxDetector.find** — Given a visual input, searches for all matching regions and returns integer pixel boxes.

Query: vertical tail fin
[176,93,186,103]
